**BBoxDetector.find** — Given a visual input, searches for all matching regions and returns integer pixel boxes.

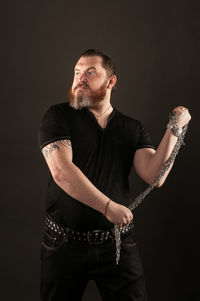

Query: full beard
[69,81,107,110]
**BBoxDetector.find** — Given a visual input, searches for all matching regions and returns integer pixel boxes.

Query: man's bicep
[41,139,73,174]
[133,148,155,182]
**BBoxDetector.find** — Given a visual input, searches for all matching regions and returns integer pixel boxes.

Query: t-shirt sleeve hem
[39,136,71,151]
[135,145,156,151]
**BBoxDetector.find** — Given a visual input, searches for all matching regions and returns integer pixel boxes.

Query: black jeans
[40,228,147,301]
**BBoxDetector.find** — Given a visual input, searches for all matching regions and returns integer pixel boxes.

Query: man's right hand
[106,200,133,227]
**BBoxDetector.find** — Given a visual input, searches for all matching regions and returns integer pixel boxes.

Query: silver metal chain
[114,111,189,264]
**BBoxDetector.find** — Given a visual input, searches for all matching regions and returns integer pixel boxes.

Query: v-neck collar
[82,107,116,131]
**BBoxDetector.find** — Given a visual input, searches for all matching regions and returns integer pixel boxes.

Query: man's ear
[107,75,117,89]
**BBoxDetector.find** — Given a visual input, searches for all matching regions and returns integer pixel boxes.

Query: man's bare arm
[42,139,72,159]
[41,139,133,226]
[133,132,176,187]
[133,106,191,187]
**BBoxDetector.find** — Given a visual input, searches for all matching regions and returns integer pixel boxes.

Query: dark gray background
[1,0,200,300]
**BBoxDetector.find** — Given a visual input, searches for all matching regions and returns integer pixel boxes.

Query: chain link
[114,111,189,264]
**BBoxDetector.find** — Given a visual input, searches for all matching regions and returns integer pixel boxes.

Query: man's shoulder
[115,109,141,127]
[42,102,77,120]
[47,101,72,113]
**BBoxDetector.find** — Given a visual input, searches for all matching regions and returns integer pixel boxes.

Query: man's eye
[88,71,95,75]
[75,72,80,76]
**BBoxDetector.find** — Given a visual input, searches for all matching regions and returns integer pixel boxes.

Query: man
[39,49,191,300]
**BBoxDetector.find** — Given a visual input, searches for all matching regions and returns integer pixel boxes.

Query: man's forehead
[75,56,103,69]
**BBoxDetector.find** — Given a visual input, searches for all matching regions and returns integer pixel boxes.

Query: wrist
[103,199,112,217]
[167,122,182,137]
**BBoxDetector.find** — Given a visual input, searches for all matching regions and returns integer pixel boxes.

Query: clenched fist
[105,200,133,227]
[172,106,191,128]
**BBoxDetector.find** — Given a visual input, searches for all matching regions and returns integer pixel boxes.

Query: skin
[42,55,191,227]
[70,56,117,127]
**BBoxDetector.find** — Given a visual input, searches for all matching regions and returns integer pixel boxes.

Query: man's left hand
[172,106,191,128]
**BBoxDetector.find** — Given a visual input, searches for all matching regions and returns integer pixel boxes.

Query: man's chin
[69,97,93,110]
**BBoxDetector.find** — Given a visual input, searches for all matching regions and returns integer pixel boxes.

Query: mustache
[74,83,90,90]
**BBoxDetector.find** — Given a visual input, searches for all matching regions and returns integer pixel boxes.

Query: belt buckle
[87,230,102,245]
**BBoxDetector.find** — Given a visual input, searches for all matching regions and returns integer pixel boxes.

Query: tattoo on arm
[42,139,72,159]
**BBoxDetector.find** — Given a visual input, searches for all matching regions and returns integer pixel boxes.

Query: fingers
[106,201,133,226]
[118,211,133,227]
[174,106,191,118]
[173,106,189,114]
[172,106,191,127]
[178,106,188,111]
[174,105,189,111]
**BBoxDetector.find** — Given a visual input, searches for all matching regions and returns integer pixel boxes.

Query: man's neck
[90,102,112,115]
[88,102,113,129]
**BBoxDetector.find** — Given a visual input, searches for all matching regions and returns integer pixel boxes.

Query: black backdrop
[1,1,200,300]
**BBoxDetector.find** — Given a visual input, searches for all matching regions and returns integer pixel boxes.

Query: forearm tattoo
[42,139,71,159]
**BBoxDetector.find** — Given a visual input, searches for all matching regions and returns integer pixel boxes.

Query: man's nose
[79,73,87,84]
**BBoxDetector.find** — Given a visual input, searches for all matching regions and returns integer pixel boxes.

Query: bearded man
[39,49,191,301]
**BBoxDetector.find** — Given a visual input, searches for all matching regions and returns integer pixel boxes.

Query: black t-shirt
[39,102,155,231]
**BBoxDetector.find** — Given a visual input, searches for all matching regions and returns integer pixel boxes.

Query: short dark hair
[79,49,117,77]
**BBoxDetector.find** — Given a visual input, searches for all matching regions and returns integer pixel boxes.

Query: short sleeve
[135,121,155,150]
[39,105,71,150]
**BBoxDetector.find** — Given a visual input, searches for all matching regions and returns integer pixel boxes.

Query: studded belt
[45,214,134,245]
